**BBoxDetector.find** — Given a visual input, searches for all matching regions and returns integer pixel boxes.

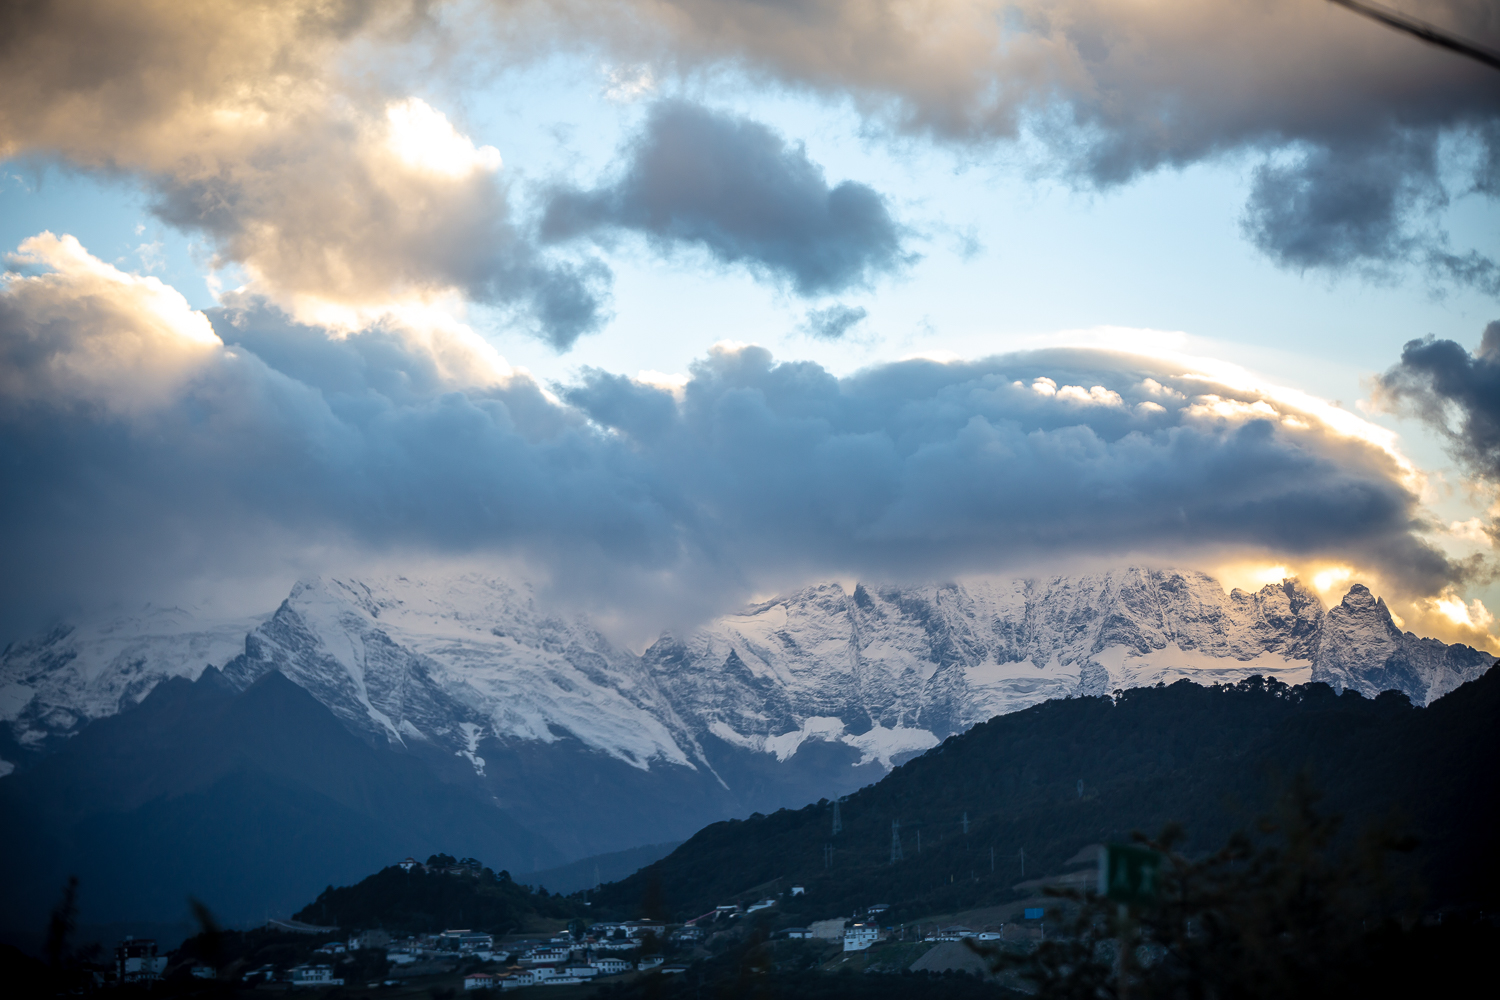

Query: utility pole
[831,799,842,836]
[961,811,969,834]
[891,821,904,863]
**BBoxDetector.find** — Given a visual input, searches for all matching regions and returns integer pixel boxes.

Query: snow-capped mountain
[645,569,1330,766]
[1,569,1492,819]
[219,576,701,776]
[0,605,267,768]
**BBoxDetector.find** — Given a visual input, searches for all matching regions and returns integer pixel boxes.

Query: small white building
[440,929,495,954]
[639,955,665,970]
[563,966,599,978]
[290,964,345,987]
[781,928,812,940]
[591,957,633,976]
[790,885,806,896]
[115,938,168,984]
[843,924,881,952]
[465,973,497,990]
[746,898,776,913]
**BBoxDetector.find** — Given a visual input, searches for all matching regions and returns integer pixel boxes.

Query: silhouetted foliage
[978,776,1499,999]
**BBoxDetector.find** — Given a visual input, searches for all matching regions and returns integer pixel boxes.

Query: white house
[563,966,599,978]
[439,930,494,954]
[623,921,665,939]
[790,885,806,896]
[591,957,632,976]
[844,924,881,952]
[639,955,665,970]
[115,938,168,984]
[746,898,776,913]
[464,973,497,991]
[781,928,812,940]
[290,965,344,987]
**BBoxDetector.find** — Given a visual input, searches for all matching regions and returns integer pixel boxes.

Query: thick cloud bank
[0,234,1461,641]
[1379,322,1500,488]
[542,101,910,295]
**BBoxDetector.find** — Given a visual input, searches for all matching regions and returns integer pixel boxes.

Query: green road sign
[1099,844,1162,905]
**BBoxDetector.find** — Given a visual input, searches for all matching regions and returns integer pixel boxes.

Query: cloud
[0,1,610,349]
[7,1,1495,311]
[535,0,1500,290]
[541,101,911,295]
[1242,131,1500,292]
[802,304,867,341]
[0,233,222,416]
[0,234,1468,641]
[1377,322,1500,489]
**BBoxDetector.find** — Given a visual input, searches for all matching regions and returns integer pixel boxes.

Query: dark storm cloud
[1377,322,1500,483]
[543,0,1500,292]
[541,101,912,295]
[1242,131,1500,293]
[0,241,1462,639]
[801,304,867,341]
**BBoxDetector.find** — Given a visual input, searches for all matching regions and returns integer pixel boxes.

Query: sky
[1,0,1498,652]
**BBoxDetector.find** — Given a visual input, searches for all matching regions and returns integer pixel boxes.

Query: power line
[1328,0,1500,71]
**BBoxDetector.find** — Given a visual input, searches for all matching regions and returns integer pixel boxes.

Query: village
[100,853,1053,994]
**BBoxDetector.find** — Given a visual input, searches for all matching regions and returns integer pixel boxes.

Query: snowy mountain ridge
[2,569,1493,787]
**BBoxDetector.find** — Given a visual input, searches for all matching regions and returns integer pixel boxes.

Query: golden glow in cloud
[1,233,222,417]
[384,98,503,179]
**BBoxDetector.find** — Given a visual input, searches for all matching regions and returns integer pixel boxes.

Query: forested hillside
[592,668,1500,922]
[294,856,581,934]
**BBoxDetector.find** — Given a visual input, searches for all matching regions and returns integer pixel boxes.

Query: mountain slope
[591,665,1500,923]
[0,669,557,930]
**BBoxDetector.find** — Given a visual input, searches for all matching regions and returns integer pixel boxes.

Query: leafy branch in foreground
[978,775,1423,1000]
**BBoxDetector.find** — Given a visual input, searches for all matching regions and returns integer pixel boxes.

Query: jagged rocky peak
[1,569,1493,785]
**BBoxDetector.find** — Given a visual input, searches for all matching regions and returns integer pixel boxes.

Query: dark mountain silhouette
[591,667,1500,922]
[0,669,557,932]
